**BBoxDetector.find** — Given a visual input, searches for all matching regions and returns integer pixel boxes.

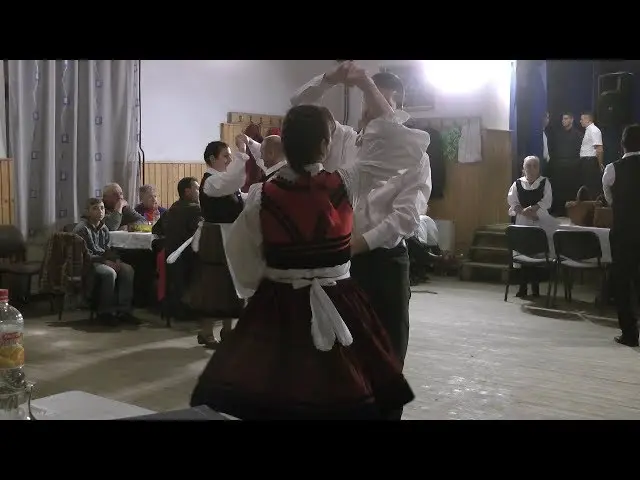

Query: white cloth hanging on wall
[458,117,482,164]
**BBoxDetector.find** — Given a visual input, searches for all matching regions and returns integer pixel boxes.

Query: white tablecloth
[555,223,612,264]
[30,391,156,420]
[110,231,156,250]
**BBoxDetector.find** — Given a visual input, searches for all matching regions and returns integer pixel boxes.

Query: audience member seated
[507,155,559,298]
[135,184,167,223]
[152,177,202,320]
[102,183,146,231]
[73,198,137,325]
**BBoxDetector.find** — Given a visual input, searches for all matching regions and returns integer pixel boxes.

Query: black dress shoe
[614,335,639,347]
[515,287,528,298]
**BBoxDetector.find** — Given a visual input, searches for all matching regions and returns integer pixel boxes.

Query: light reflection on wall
[422,60,514,96]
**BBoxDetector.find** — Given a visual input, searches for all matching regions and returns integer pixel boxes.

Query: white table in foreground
[31,391,156,420]
[109,231,157,250]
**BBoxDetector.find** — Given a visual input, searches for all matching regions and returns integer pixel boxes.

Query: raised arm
[291,63,361,172]
[290,73,335,107]
[202,152,249,197]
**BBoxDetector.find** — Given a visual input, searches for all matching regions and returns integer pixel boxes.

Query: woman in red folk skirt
[190,65,429,420]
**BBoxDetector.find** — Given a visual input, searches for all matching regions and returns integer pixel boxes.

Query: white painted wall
[140,60,512,162]
[140,60,340,162]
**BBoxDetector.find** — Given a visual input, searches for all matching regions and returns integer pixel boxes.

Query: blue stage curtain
[513,60,547,180]
[509,60,517,180]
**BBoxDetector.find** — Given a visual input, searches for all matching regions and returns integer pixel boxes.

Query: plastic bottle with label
[0,289,25,391]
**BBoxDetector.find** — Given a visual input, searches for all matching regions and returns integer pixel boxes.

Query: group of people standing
[154,61,432,419]
[543,111,604,215]
[509,116,640,349]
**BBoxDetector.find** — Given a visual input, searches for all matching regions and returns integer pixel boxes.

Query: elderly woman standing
[507,155,559,297]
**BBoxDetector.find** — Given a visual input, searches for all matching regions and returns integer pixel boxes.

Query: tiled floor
[20,277,640,419]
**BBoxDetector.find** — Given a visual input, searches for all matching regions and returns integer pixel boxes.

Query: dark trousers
[166,249,197,319]
[350,243,411,420]
[518,266,542,293]
[611,234,640,339]
[549,157,580,215]
[580,156,603,200]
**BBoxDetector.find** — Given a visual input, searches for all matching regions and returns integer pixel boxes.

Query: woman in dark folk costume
[507,155,558,297]
[191,65,428,420]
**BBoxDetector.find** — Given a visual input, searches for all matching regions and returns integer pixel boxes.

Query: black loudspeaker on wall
[596,72,634,127]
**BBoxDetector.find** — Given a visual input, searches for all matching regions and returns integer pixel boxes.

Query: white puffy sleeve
[225,183,264,298]
[507,181,519,216]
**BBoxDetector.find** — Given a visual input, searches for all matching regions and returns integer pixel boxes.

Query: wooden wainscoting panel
[220,123,249,153]
[143,162,207,209]
[0,159,14,225]
[228,112,283,127]
[428,130,512,254]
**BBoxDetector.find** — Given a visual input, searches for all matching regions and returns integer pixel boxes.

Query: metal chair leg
[57,294,65,321]
[503,264,512,302]
[545,264,553,308]
[553,264,560,306]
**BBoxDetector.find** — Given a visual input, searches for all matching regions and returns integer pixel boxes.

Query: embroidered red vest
[260,171,352,270]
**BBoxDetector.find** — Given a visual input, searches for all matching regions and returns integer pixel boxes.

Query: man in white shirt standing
[579,112,604,198]
[601,124,640,347]
[291,62,432,420]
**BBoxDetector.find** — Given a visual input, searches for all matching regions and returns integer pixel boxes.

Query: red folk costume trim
[260,171,353,270]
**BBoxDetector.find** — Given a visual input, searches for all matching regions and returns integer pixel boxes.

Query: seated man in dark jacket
[73,198,136,324]
[153,177,203,320]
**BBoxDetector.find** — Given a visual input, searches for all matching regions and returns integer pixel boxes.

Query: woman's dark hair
[203,141,228,165]
[281,105,335,174]
[622,124,640,152]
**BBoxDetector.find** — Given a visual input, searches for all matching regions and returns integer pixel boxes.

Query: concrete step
[468,245,511,264]
[469,246,509,253]
[460,260,509,283]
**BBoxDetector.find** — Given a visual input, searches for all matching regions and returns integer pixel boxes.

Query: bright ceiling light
[423,60,510,94]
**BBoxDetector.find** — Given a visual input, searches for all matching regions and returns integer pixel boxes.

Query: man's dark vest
[611,155,640,241]
[199,172,244,224]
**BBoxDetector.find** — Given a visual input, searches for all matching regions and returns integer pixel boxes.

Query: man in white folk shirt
[291,61,432,420]
[245,134,288,181]
[602,124,640,347]
[579,112,604,198]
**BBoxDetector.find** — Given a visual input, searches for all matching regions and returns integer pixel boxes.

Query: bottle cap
[0,289,8,302]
